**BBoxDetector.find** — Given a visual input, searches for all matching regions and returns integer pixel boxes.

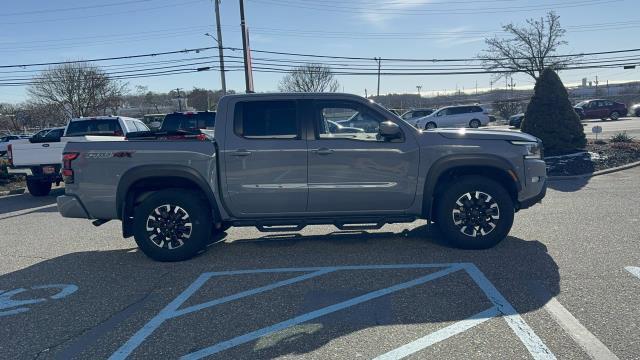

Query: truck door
[224,100,308,216]
[306,100,419,213]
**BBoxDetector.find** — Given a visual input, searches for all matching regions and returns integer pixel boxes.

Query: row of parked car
[3,111,216,196]
[507,99,640,128]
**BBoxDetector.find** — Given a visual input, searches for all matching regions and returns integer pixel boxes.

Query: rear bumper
[57,194,91,219]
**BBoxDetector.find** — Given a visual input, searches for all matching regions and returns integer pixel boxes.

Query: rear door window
[234,101,298,139]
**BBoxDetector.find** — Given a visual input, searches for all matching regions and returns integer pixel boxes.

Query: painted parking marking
[543,298,619,360]
[111,263,555,360]
[0,284,78,317]
[374,306,500,360]
[626,266,640,281]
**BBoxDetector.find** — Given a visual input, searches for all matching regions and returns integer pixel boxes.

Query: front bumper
[517,159,547,210]
[57,194,91,219]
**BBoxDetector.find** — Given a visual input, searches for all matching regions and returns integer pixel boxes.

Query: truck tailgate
[11,141,67,166]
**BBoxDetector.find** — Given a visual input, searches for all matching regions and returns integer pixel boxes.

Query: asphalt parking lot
[1,168,639,359]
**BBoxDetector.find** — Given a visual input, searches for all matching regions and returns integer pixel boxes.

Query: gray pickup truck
[57,93,546,261]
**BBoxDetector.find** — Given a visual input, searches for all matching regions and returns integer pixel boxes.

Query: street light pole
[213,0,226,94]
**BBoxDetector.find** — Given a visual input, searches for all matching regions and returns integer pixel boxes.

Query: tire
[610,111,620,121]
[425,122,437,130]
[434,176,514,249]
[133,190,213,262]
[469,119,481,128]
[26,178,52,197]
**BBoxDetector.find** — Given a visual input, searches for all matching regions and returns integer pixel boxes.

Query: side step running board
[257,224,306,233]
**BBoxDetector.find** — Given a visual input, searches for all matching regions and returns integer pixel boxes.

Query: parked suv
[630,103,640,117]
[416,105,490,130]
[574,99,628,120]
[400,108,435,127]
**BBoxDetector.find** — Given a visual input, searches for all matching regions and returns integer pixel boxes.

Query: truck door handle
[313,148,334,155]
[231,149,251,157]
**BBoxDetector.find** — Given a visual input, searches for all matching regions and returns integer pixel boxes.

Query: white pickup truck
[8,116,148,196]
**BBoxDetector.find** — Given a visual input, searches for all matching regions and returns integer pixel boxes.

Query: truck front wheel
[133,190,212,262]
[26,178,52,197]
[435,176,514,249]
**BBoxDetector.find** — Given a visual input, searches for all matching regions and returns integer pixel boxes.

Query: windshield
[161,112,215,131]
[575,101,588,107]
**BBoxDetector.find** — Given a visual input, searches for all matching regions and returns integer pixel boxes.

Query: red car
[574,99,628,121]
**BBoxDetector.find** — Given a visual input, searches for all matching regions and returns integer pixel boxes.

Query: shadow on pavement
[0,188,64,215]
[0,226,559,359]
[547,177,591,192]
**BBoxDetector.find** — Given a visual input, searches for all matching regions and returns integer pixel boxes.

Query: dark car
[160,111,216,132]
[574,99,628,121]
[509,113,525,128]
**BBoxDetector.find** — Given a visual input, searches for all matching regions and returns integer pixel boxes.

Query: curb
[548,160,640,181]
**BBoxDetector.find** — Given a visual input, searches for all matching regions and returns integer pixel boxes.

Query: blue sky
[1,0,639,103]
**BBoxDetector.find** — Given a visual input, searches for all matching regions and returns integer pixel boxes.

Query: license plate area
[42,166,56,175]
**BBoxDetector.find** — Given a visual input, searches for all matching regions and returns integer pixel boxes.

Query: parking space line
[109,269,335,360]
[373,306,500,360]
[180,265,462,360]
[0,204,56,220]
[112,263,555,360]
[543,297,619,360]
[173,269,336,317]
[626,266,640,281]
[463,264,556,360]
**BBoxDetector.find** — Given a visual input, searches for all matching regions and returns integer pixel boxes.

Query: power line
[248,0,622,16]
[0,0,158,17]
[0,0,207,26]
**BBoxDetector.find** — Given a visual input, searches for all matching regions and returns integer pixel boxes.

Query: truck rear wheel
[26,178,52,197]
[435,176,514,249]
[133,190,212,262]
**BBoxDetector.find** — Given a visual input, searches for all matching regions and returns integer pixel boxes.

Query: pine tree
[521,68,586,155]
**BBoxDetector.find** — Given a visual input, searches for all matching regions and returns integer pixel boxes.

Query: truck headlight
[510,141,542,159]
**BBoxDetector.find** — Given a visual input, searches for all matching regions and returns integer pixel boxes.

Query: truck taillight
[62,152,79,184]
[7,144,12,166]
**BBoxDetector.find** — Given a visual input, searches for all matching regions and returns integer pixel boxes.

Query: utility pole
[239,0,254,93]
[365,88,368,98]
[213,0,226,94]
[475,80,478,96]
[416,85,422,97]
[375,57,381,97]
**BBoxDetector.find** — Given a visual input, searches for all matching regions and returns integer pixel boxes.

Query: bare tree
[480,11,571,80]
[0,103,20,132]
[279,63,340,92]
[27,62,127,118]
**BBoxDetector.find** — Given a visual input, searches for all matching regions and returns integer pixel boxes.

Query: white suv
[415,105,490,130]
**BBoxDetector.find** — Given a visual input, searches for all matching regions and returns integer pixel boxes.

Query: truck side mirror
[379,121,401,139]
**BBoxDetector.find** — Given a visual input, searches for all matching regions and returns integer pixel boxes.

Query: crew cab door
[306,100,419,213]
[223,99,308,216]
